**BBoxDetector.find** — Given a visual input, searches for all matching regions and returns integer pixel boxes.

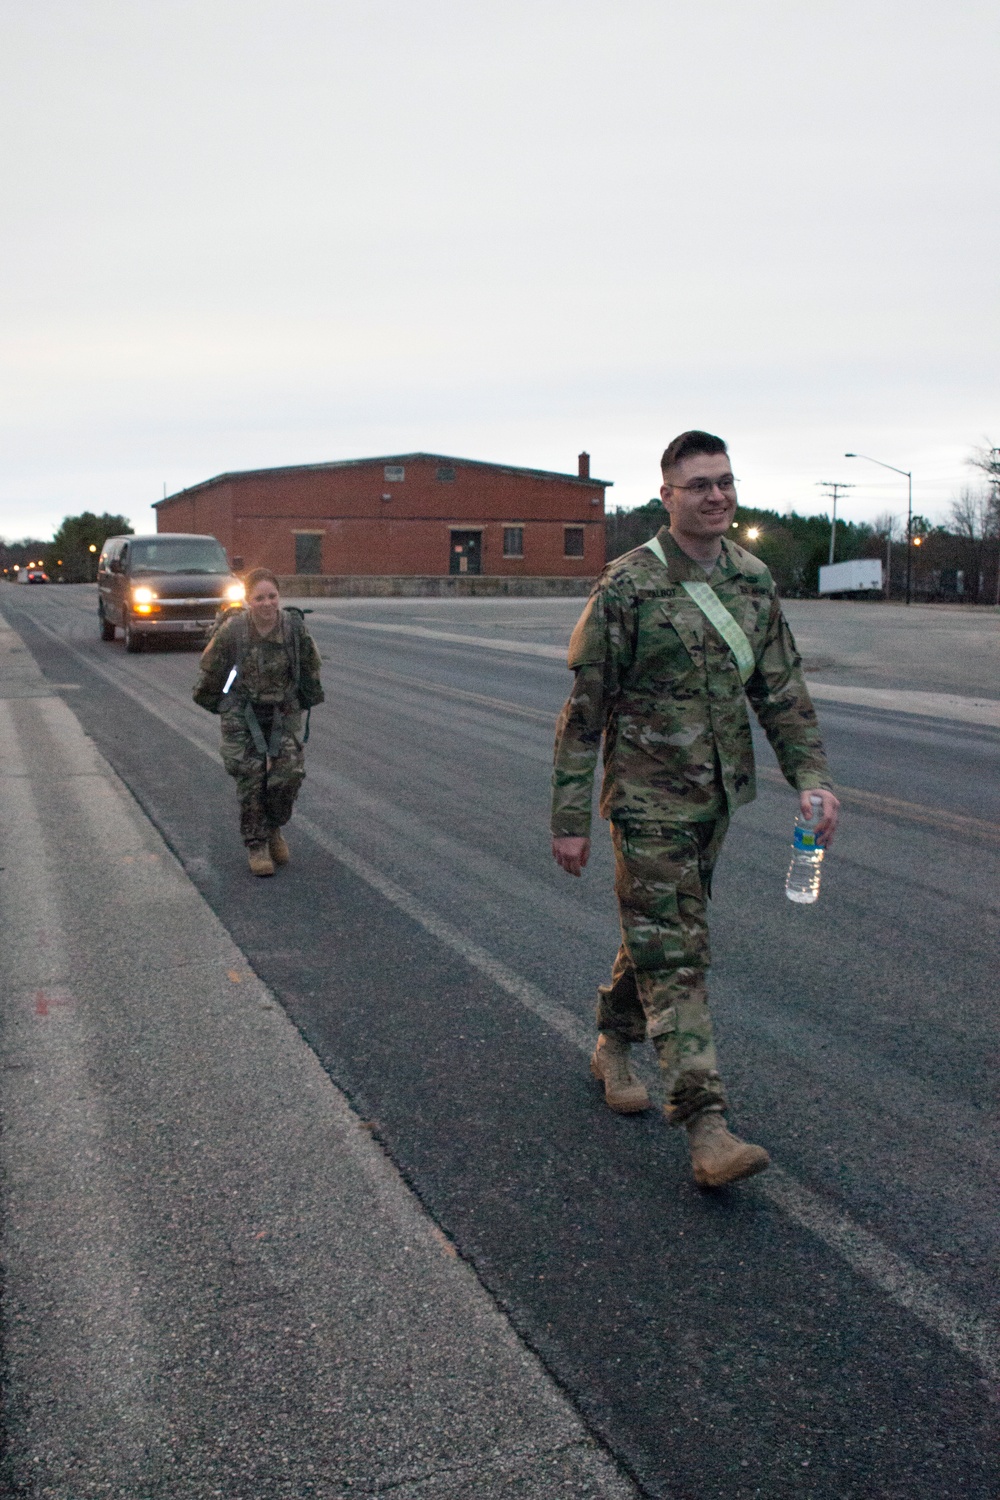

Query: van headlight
[132,586,157,604]
[224,581,246,602]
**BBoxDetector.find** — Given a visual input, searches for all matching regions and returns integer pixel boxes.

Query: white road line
[319,616,568,659]
[296,813,593,1056]
[292,812,1000,1391]
[18,610,1000,1390]
[320,617,1000,727]
[325,662,1000,843]
[808,681,1000,729]
[761,1172,1000,1388]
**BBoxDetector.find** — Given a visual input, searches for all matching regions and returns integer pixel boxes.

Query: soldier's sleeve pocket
[567,597,609,668]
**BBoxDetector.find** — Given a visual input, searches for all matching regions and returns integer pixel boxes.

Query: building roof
[154,452,612,507]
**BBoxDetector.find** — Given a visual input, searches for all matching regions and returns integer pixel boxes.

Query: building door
[295,533,323,574]
[449,531,482,575]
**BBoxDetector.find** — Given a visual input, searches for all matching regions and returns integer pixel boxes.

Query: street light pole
[844,453,913,604]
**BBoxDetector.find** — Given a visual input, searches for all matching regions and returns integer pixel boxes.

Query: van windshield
[128,538,230,575]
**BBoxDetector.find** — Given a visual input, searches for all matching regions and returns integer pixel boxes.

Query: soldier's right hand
[552,835,591,877]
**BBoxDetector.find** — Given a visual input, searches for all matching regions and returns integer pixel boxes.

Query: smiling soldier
[194,568,324,877]
[551,430,839,1187]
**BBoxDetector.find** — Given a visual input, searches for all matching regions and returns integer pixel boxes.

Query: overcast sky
[2,0,998,542]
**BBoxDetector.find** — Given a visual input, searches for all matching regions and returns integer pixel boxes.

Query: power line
[816,481,856,565]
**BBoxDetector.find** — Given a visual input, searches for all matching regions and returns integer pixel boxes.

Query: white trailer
[818,559,882,595]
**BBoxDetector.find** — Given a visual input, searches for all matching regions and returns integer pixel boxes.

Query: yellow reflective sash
[643,536,756,684]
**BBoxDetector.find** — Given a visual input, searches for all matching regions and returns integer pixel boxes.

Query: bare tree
[966,445,1000,536]
[962,446,1000,602]
[949,486,993,540]
[871,510,901,540]
[967,441,1000,482]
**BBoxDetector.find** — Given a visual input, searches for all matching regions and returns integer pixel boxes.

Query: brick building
[154,452,610,578]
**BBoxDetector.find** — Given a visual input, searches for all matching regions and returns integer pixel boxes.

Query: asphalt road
[3,584,998,1500]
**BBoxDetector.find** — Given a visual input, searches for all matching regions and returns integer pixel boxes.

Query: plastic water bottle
[785,794,824,904]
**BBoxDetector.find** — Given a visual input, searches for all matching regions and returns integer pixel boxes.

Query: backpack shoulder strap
[217,609,251,699]
[228,610,251,674]
[280,608,302,693]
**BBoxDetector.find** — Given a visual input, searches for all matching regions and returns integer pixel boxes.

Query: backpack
[212,604,323,722]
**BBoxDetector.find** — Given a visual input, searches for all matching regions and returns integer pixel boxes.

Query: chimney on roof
[578,451,590,480]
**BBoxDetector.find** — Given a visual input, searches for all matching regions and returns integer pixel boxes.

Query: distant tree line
[606,499,893,595]
[1,513,133,583]
[0,538,51,578]
[606,446,1000,603]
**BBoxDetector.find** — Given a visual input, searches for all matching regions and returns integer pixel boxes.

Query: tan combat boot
[686,1109,769,1188]
[590,1033,651,1114]
[268,829,290,866]
[247,842,275,877]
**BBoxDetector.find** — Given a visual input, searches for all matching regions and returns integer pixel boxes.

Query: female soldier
[193,568,324,876]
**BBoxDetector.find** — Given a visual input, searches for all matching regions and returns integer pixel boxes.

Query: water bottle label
[793,826,817,851]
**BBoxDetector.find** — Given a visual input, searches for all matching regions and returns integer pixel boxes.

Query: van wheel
[99,608,115,642]
[123,614,144,653]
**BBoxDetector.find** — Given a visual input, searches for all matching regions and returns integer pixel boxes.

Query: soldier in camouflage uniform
[551,431,839,1187]
[194,568,324,877]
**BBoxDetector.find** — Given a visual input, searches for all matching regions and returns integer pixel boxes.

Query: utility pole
[816,481,855,565]
[992,448,1000,608]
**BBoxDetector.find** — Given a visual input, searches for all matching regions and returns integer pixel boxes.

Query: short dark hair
[661,430,728,475]
[245,567,279,595]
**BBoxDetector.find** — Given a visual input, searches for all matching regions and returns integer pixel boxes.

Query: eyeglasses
[666,476,738,497]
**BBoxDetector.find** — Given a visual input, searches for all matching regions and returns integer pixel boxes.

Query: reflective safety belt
[643,535,756,684]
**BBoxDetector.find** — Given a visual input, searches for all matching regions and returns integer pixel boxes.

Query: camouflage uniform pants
[598,817,730,1124]
[220,707,306,846]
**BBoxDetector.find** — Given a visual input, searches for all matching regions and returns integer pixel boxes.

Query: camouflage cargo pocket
[612,824,708,974]
[220,713,253,779]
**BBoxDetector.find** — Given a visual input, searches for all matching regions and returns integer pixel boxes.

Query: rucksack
[214,604,322,719]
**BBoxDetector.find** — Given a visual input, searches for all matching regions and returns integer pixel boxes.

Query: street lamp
[844,453,913,604]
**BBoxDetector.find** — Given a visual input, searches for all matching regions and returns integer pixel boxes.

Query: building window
[564,527,585,558]
[384,464,405,482]
[294,533,323,574]
[503,526,524,558]
[436,465,455,482]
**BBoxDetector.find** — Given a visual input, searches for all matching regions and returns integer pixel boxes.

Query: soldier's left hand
[801,788,840,848]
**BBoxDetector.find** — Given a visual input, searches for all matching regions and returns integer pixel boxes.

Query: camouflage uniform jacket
[193,609,324,714]
[551,527,831,837]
